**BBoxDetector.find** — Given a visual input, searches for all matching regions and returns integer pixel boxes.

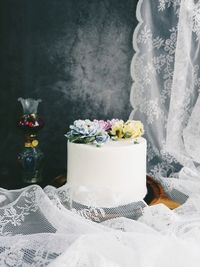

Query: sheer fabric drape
[130,0,200,188]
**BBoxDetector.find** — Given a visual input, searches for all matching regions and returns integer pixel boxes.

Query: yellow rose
[123,120,144,139]
[110,120,124,139]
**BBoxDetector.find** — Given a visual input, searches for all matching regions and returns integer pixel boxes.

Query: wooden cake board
[145,176,180,209]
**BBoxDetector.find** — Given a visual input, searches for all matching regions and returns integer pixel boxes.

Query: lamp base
[18,146,44,184]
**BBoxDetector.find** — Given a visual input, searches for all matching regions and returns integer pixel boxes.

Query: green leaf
[82,136,96,144]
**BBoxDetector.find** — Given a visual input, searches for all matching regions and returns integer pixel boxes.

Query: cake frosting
[67,137,147,208]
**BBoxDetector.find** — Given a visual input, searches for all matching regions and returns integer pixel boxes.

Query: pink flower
[93,120,107,131]
[94,119,119,131]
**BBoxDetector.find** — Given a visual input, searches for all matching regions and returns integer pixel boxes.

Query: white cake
[67,137,147,208]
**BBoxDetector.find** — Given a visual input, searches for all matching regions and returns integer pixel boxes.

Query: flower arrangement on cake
[65,119,144,146]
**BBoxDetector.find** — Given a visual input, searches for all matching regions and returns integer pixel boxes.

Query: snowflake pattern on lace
[158,0,180,12]
[72,207,106,222]
[192,1,200,40]
[137,25,152,45]
[0,240,60,267]
[0,247,24,267]
[133,26,177,122]
[0,186,39,236]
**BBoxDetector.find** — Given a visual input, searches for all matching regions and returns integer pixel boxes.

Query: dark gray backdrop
[0,0,138,188]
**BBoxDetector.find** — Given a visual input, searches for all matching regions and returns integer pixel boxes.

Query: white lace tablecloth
[0,166,200,267]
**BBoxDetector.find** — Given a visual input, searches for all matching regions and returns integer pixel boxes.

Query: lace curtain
[130,0,200,194]
[1,0,200,266]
